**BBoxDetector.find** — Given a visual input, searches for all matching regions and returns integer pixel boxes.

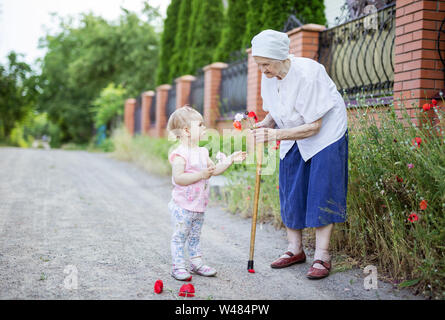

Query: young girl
[166,106,247,281]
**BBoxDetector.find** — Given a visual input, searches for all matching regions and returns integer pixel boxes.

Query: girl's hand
[201,165,215,179]
[230,151,247,163]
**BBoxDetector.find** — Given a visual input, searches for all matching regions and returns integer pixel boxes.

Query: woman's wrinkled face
[254,56,283,78]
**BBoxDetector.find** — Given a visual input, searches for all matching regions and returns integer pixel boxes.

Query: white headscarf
[251,29,290,60]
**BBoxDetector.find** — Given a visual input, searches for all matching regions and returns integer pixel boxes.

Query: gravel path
[0,147,423,300]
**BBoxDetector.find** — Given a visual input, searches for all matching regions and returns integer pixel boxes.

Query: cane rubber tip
[248,269,255,273]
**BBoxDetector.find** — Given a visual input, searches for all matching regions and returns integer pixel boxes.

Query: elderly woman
[251,30,348,279]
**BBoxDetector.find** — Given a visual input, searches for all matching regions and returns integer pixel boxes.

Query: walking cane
[247,138,263,273]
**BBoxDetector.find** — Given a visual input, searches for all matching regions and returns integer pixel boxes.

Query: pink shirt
[168,144,210,213]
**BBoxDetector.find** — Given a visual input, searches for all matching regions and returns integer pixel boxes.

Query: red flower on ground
[408,213,419,223]
[248,269,255,273]
[179,283,195,297]
[233,121,242,131]
[419,200,427,211]
[412,137,422,147]
[396,176,404,183]
[422,103,432,111]
[154,280,163,294]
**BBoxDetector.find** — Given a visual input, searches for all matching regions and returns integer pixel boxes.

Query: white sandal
[171,268,192,281]
[190,263,217,277]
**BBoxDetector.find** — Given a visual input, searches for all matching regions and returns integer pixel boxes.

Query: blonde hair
[167,105,204,140]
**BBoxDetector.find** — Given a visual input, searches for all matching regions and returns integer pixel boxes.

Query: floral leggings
[168,200,205,270]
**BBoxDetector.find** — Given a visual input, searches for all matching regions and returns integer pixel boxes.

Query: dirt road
[0,147,422,300]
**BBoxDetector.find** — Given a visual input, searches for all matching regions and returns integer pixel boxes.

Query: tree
[169,0,193,79]
[187,0,224,73]
[261,0,326,32]
[243,0,266,49]
[155,0,181,85]
[0,52,39,140]
[214,0,249,62]
[38,7,160,144]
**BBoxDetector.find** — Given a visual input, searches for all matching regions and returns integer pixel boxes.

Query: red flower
[233,121,242,131]
[247,111,258,123]
[422,103,432,111]
[408,213,419,223]
[432,99,437,106]
[179,283,195,297]
[247,185,251,190]
[276,185,279,190]
[273,140,281,150]
[396,176,404,183]
[248,269,255,273]
[412,137,422,147]
[154,280,163,294]
[419,200,427,211]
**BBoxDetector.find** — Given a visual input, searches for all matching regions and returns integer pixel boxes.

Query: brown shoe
[270,250,306,269]
[306,259,331,279]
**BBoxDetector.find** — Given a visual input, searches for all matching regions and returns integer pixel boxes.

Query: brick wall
[394,0,445,124]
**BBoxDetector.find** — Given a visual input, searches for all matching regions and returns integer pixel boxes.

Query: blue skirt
[279,130,348,229]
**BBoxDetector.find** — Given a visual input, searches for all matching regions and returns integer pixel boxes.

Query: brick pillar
[141,91,154,135]
[246,48,266,122]
[155,84,171,138]
[176,75,196,109]
[288,23,326,59]
[124,98,136,136]
[393,0,445,124]
[203,62,227,128]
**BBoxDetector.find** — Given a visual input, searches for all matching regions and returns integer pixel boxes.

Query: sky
[0,0,170,67]
[0,0,342,69]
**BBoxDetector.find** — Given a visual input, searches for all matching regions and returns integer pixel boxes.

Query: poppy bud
[154,280,163,294]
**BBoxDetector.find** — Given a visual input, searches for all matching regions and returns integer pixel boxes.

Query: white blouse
[261,56,348,161]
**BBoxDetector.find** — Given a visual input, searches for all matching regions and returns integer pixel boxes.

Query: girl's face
[183,118,206,145]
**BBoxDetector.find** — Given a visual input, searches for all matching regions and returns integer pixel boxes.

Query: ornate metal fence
[134,95,142,135]
[150,95,156,126]
[167,82,177,119]
[318,2,396,105]
[219,58,248,119]
[190,69,204,115]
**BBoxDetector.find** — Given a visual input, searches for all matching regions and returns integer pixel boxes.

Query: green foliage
[187,0,224,73]
[169,0,193,80]
[261,0,326,31]
[38,7,160,144]
[0,52,39,142]
[243,0,266,49]
[92,83,126,130]
[214,0,249,62]
[156,0,181,85]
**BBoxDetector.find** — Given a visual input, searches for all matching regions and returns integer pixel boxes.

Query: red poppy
[422,103,432,111]
[247,185,251,190]
[412,137,422,147]
[419,200,427,211]
[179,283,195,297]
[276,185,279,190]
[273,140,281,150]
[432,99,437,106]
[408,213,419,223]
[247,111,258,123]
[154,280,163,294]
[233,121,242,130]
[248,269,255,273]
[396,176,404,183]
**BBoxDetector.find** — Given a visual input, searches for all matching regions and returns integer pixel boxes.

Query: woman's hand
[251,128,279,144]
[253,113,276,129]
